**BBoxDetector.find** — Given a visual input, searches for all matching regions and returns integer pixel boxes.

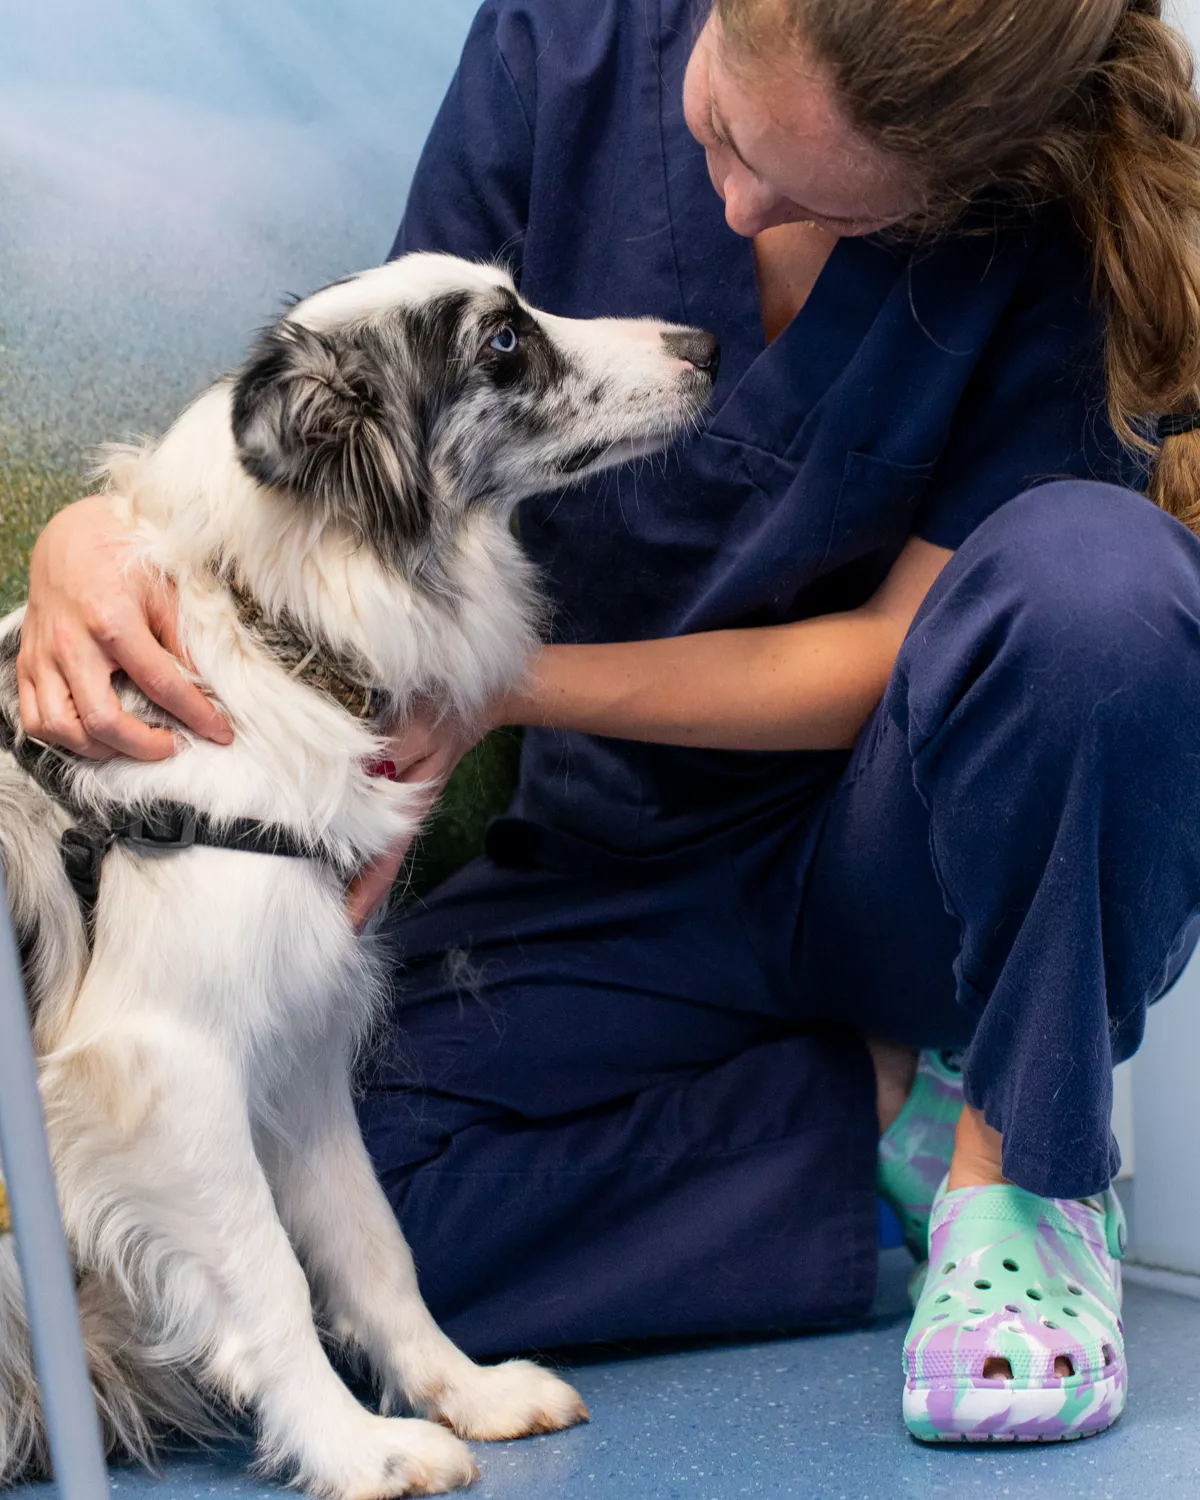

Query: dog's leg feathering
[44,1023,478,1500]
[0,1226,46,1485]
[267,1049,589,1443]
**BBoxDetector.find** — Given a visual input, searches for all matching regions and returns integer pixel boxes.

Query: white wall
[1132,970,1200,1272]
[1174,0,1200,40]
[1119,0,1200,1276]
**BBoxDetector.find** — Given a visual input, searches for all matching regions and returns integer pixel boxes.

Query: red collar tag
[367,759,400,781]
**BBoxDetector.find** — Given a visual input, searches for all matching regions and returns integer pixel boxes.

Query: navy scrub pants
[358,482,1200,1356]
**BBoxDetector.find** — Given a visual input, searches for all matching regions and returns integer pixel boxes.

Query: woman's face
[683,13,918,238]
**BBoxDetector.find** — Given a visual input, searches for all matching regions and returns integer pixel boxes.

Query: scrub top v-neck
[393,0,1144,858]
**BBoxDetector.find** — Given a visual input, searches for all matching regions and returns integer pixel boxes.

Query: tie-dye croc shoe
[903,1181,1127,1443]
[877,1049,964,1261]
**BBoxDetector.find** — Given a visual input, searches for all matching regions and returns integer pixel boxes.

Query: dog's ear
[231,320,434,553]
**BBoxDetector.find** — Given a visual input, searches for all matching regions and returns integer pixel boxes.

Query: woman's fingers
[17,656,117,760]
[346,718,459,928]
[15,674,39,744]
[32,604,180,757]
[107,617,232,746]
[346,740,466,929]
[144,575,187,661]
[347,843,412,930]
[63,647,180,760]
[382,714,442,775]
[382,707,483,788]
[19,494,232,758]
[396,752,441,785]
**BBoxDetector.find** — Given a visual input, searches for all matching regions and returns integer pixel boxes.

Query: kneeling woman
[21,0,1200,1446]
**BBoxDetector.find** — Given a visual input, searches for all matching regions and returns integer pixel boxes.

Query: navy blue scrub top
[393,0,1146,857]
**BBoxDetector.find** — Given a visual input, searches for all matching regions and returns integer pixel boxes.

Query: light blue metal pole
[0,867,108,1500]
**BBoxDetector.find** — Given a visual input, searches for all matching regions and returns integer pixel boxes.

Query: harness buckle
[122,806,198,853]
[60,825,111,909]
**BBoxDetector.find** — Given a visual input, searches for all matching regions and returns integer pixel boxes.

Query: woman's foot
[946,1102,1008,1191]
[876,1048,964,1261]
[869,1037,919,1136]
[902,1105,1128,1443]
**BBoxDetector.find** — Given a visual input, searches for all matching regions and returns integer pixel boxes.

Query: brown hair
[715,0,1200,532]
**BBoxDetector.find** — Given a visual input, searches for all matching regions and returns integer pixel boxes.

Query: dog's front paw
[424,1359,589,1442]
[297,1413,478,1499]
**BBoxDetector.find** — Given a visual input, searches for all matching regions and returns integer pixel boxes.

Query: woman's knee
[897,480,1200,737]
[964,480,1199,621]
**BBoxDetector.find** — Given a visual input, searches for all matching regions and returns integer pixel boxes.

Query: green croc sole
[903,1181,1127,1443]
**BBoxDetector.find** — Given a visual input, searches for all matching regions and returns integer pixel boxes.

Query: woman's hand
[18,496,232,759]
[346,706,487,929]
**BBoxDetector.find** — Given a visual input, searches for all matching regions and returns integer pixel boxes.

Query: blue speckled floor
[16,1251,1200,1500]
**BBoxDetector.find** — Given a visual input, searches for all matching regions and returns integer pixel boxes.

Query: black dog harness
[0,718,343,938]
[59,806,329,921]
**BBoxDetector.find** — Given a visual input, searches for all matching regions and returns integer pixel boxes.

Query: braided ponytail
[1075,3,1200,530]
[716,0,1200,534]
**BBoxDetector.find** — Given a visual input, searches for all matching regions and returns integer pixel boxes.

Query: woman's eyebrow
[710,103,760,177]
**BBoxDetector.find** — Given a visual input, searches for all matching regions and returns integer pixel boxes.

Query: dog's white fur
[0,254,715,1496]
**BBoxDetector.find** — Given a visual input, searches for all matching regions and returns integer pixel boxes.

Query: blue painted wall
[0,1,479,461]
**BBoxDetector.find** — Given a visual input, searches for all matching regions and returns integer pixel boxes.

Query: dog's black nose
[662,329,721,380]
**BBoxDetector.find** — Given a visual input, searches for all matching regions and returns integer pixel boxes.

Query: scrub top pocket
[822,451,936,572]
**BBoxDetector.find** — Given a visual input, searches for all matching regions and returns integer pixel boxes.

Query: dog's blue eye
[489,325,519,354]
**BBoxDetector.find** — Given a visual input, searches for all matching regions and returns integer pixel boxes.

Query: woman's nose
[719,162,790,238]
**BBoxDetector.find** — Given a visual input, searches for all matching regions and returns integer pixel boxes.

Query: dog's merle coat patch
[232,287,590,591]
[233,315,445,570]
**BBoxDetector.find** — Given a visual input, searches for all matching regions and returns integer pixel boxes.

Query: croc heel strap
[903,1181,1126,1443]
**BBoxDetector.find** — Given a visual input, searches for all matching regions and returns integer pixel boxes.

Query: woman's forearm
[494,538,952,752]
[498,611,898,751]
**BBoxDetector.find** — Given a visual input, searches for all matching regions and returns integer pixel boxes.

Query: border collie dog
[0,254,718,1497]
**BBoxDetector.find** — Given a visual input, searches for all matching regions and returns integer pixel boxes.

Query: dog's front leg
[45,1026,478,1500]
[268,1048,589,1441]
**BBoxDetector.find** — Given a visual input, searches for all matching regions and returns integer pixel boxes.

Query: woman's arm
[348,538,950,925]
[494,537,952,751]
